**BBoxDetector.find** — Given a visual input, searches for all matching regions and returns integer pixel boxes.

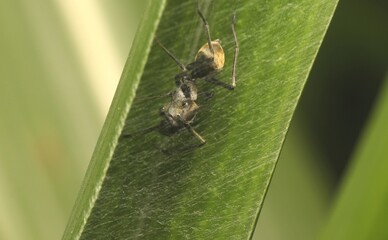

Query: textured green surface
[64,0,338,239]
[320,75,388,240]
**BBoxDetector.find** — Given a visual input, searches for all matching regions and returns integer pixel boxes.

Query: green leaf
[63,0,338,239]
[319,74,388,240]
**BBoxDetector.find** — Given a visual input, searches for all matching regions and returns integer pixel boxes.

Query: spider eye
[159,107,165,115]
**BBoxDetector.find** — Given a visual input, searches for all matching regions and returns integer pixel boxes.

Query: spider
[156,0,239,145]
[123,1,238,145]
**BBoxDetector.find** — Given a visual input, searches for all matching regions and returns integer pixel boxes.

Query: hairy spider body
[158,79,205,143]
[162,81,199,128]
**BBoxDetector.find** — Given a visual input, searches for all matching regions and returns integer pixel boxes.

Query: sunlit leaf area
[0,0,387,239]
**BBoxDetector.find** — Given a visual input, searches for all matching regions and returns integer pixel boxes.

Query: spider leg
[202,12,238,90]
[155,37,187,71]
[178,115,206,144]
[205,77,235,90]
[231,12,239,88]
[185,124,206,145]
[198,90,214,101]
[196,0,214,59]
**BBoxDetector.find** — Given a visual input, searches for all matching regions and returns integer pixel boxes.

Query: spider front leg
[231,12,239,88]
[185,123,206,145]
[204,12,238,90]
[198,90,215,101]
[155,37,187,71]
[196,0,214,58]
[178,115,206,145]
[205,77,235,90]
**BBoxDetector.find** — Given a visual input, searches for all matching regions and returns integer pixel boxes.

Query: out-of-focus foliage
[299,0,388,177]
[319,75,388,240]
[0,1,142,240]
[63,1,166,239]
[254,119,332,240]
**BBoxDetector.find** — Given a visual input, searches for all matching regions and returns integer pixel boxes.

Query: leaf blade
[65,0,338,239]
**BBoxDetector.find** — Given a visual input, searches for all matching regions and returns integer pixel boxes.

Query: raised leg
[231,12,239,88]
[198,90,214,101]
[205,77,235,90]
[178,115,206,144]
[196,0,214,58]
[203,12,238,90]
[185,123,206,144]
[155,37,187,71]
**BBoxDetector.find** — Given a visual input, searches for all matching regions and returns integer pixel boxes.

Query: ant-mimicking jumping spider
[125,0,238,145]
[156,0,239,145]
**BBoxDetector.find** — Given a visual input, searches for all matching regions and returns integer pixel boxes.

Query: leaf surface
[63,0,338,239]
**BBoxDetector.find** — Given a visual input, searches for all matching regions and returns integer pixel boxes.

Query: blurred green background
[0,0,387,239]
